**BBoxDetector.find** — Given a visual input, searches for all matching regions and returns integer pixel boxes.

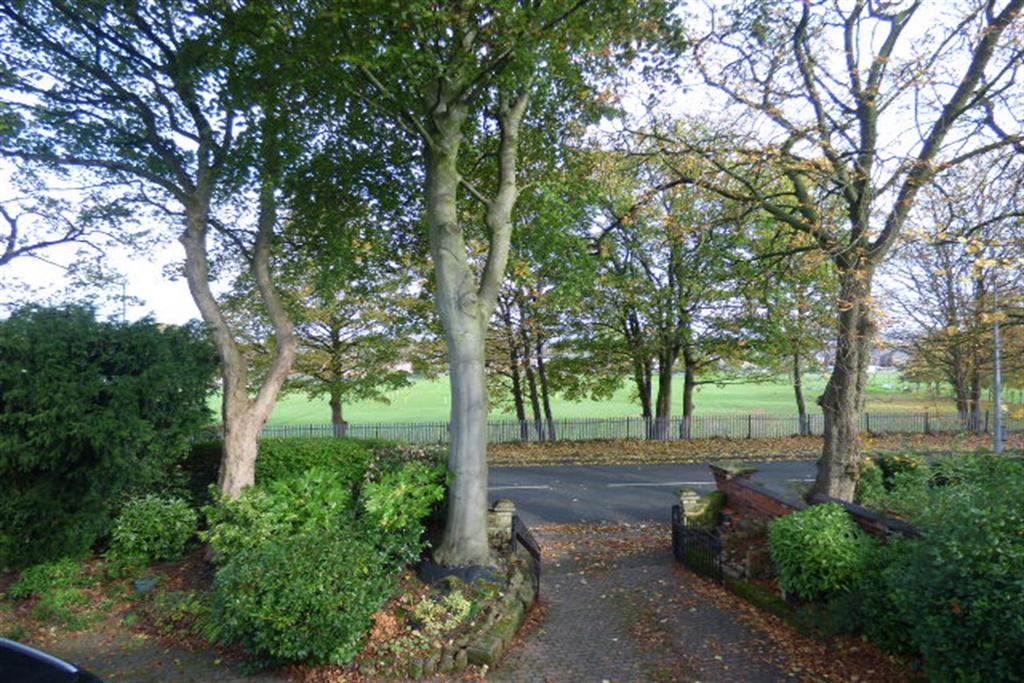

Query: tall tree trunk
[425,119,490,567]
[502,308,529,439]
[635,359,654,419]
[180,176,296,499]
[633,358,654,438]
[427,88,528,567]
[952,370,970,423]
[681,351,696,439]
[811,268,873,501]
[969,365,982,433]
[792,350,809,436]
[509,341,528,439]
[330,390,347,438]
[534,335,556,441]
[520,325,544,440]
[654,351,676,440]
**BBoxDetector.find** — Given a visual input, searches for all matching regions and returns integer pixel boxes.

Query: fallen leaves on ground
[681,568,920,682]
[489,432,1023,467]
[523,522,919,683]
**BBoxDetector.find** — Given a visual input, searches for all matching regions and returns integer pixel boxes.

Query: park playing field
[243,371,969,425]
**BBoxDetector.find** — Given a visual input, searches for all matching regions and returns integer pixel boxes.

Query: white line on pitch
[488,485,552,491]
[606,481,712,488]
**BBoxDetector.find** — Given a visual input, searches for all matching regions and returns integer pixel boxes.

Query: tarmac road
[489,460,817,525]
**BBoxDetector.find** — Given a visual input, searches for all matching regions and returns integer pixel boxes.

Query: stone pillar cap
[491,498,517,512]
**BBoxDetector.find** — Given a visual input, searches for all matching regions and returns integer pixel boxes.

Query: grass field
[241,370,973,425]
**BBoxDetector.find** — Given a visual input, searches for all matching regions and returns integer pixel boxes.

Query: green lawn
[228,370,964,425]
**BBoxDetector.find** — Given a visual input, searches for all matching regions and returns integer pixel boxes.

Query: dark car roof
[0,637,103,682]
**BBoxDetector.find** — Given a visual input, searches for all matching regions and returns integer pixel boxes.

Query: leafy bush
[768,503,876,600]
[0,306,216,567]
[256,438,371,486]
[856,458,932,519]
[360,460,447,560]
[108,495,198,566]
[7,558,88,599]
[849,455,1024,682]
[212,528,393,666]
[201,443,449,665]
[202,468,355,564]
[871,453,926,490]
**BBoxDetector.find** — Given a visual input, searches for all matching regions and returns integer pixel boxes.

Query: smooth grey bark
[181,177,297,499]
[427,88,529,567]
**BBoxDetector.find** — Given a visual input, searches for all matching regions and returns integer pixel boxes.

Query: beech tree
[664,0,1024,499]
[0,1,300,497]
[311,1,678,565]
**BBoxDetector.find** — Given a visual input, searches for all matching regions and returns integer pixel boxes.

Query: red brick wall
[710,464,920,540]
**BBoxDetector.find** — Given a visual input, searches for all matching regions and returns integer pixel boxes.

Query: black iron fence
[671,504,723,582]
[255,411,1022,444]
[511,514,542,598]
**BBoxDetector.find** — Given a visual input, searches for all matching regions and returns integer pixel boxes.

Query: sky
[1,227,200,324]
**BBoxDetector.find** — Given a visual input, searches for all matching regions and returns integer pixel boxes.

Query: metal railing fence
[671,504,723,582]
[252,411,1021,445]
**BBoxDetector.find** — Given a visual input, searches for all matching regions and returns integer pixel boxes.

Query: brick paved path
[490,523,910,683]
[490,523,789,683]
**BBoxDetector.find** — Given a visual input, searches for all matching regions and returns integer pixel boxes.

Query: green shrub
[856,461,932,519]
[7,558,88,599]
[768,503,876,600]
[871,453,926,490]
[256,438,371,486]
[360,460,447,561]
[838,538,919,654]
[0,306,217,567]
[202,467,356,564]
[841,455,1024,681]
[107,495,198,565]
[212,528,394,666]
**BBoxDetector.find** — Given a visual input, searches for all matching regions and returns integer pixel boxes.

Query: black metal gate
[671,504,723,582]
